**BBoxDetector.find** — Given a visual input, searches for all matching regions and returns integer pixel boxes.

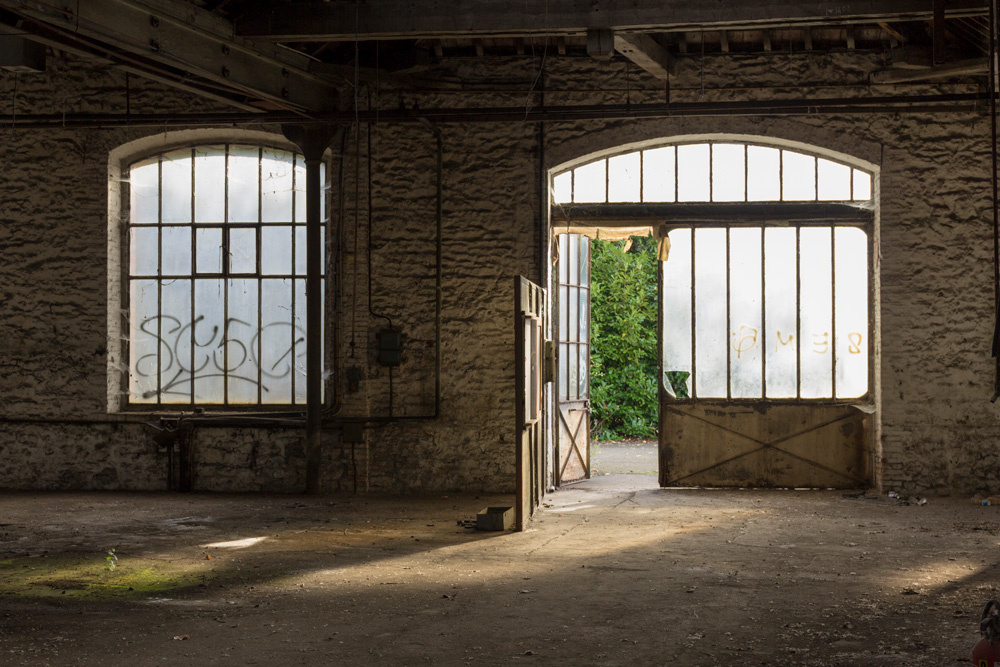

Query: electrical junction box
[377,329,402,367]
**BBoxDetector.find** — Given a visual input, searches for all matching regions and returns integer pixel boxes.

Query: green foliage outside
[589,235,659,440]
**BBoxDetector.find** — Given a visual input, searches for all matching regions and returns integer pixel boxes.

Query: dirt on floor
[1,478,998,666]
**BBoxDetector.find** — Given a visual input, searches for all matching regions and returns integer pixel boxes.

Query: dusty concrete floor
[1,479,998,666]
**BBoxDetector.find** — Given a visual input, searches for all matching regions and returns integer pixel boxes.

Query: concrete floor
[591,440,658,475]
[0,480,997,665]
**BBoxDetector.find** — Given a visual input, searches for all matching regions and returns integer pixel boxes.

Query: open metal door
[515,276,546,530]
[556,234,591,485]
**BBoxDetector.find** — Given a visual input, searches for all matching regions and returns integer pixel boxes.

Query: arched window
[552,140,873,402]
[123,144,326,407]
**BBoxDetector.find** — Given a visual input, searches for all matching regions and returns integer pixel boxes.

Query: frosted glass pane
[160,279,192,403]
[574,160,606,203]
[578,346,588,399]
[782,151,816,201]
[129,279,159,403]
[712,144,746,202]
[747,146,780,202]
[558,285,568,341]
[694,228,727,397]
[193,279,225,402]
[661,229,692,398]
[161,227,191,276]
[558,235,568,284]
[642,147,675,202]
[799,227,833,398]
[568,343,579,400]
[292,226,326,276]
[228,146,260,223]
[130,227,158,275]
[677,144,710,202]
[568,285,578,344]
[194,146,225,223]
[817,159,852,201]
[230,227,256,274]
[294,157,306,222]
[764,228,798,398]
[553,171,572,204]
[580,237,590,286]
[580,289,589,343]
[853,169,872,201]
[262,226,293,275]
[261,148,294,222]
[195,227,222,274]
[568,234,579,285]
[130,159,159,224]
[293,279,309,404]
[260,279,293,404]
[558,343,569,400]
[835,227,869,398]
[729,228,762,398]
[161,150,192,223]
[608,152,641,202]
[227,278,259,404]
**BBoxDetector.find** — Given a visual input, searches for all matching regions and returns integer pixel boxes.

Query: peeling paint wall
[2,49,999,495]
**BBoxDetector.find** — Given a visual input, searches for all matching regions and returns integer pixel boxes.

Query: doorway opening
[550,136,879,491]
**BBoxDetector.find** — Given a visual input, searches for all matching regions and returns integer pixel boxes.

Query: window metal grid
[124,144,326,408]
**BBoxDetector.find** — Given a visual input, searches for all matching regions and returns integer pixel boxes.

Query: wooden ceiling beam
[236,0,989,42]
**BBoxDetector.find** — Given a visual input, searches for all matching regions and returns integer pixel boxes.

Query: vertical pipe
[305,153,323,493]
[990,0,1000,401]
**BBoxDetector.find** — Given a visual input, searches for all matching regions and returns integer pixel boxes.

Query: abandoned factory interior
[5,1,1000,664]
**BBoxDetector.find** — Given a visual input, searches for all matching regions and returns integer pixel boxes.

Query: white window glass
[194,146,225,223]
[130,159,159,224]
[128,279,158,403]
[694,228,727,397]
[661,229,692,398]
[764,228,798,398]
[608,153,641,202]
[552,171,572,204]
[193,278,225,402]
[130,227,158,275]
[161,227,191,276]
[574,160,607,203]
[230,228,257,274]
[712,144,746,202]
[260,279,293,404]
[261,148,294,223]
[799,227,833,398]
[853,169,872,201]
[678,144,710,202]
[817,159,852,200]
[228,146,260,223]
[227,278,260,404]
[747,146,780,201]
[782,151,816,201]
[161,151,192,223]
[642,147,675,202]
[834,227,868,398]
[126,145,324,406]
[729,228,762,398]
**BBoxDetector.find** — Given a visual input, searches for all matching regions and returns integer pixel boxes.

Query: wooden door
[556,234,591,485]
[515,276,546,530]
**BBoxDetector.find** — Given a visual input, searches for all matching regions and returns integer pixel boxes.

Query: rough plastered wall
[2,45,1000,495]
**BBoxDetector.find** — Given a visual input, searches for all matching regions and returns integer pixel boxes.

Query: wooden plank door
[556,234,591,485]
[515,276,546,530]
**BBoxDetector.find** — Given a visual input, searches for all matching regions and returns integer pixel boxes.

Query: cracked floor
[0,477,997,665]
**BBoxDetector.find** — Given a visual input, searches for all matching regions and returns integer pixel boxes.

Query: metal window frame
[121,142,328,412]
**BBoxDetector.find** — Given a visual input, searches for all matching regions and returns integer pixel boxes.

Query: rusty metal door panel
[515,276,547,530]
[659,404,868,488]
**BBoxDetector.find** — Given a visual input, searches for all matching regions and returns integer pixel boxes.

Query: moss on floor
[0,554,213,600]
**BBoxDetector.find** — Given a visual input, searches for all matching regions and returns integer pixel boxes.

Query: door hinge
[543,339,556,384]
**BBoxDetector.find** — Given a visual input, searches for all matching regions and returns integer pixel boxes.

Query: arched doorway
[550,136,878,489]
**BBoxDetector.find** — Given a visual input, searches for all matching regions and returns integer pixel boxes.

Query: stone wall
[2,47,999,495]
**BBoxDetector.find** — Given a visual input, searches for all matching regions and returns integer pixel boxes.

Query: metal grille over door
[557,234,591,484]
